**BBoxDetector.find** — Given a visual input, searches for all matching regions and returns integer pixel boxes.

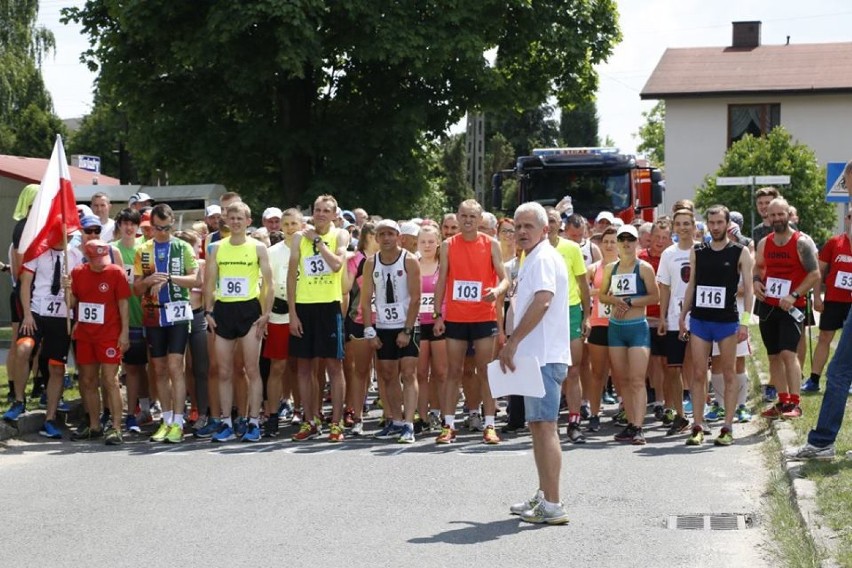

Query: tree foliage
[635,100,664,167]
[559,99,599,146]
[63,1,620,215]
[695,127,835,244]
[0,0,66,156]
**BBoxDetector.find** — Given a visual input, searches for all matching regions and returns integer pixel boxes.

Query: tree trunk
[276,72,314,208]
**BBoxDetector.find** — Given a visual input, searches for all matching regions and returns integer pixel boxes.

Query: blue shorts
[607,318,650,349]
[690,318,739,344]
[524,363,568,422]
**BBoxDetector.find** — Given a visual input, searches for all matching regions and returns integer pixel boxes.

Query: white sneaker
[784,443,835,461]
[350,421,364,437]
[469,412,484,432]
[510,489,543,516]
[520,501,570,525]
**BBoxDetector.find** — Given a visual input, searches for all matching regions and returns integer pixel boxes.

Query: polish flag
[17,135,80,264]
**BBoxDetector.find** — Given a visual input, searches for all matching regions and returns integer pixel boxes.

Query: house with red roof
[641,21,852,212]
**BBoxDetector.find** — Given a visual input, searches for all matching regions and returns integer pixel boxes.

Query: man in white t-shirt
[656,209,695,436]
[90,192,116,242]
[500,201,571,525]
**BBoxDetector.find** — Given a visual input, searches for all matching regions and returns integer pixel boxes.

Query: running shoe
[469,412,485,432]
[312,417,324,436]
[343,407,355,428]
[587,416,601,432]
[435,425,457,444]
[57,399,72,413]
[374,423,404,440]
[763,385,778,402]
[714,427,734,447]
[165,423,184,443]
[125,415,142,433]
[683,397,693,415]
[39,420,62,439]
[137,410,154,425]
[685,425,704,446]
[781,405,803,420]
[784,443,835,461]
[291,410,302,426]
[191,415,208,433]
[653,404,665,422]
[661,408,675,426]
[71,425,103,441]
[614,425,636,442]
[291,422,318,442]
[566,423,586,444]
[38,393,47,409]
[104,427,123,446]
[149,422,170,442]
[278,400,294,421]
[483,425,501,444]
[501,423,528,434]
[520,501,570,525]
[703,402,724,423]
[428,412,442,431]
[328,423,345,443]
[800,378,820,393]
[665,415,690,436]
[760,403,783,419]
[2,401,25,422]
[242,423,261,442]
[350,421,364,437]
[602,391,617,405]
[262,417,279,438]
[235,417,248,438]
[510,489,544,516]
[631,427,646,445]
[397,424,415,444]
[613,408,628,426]
[580,403,591,421]
[99,410,111,430]
[735,404,752,423]
[211,422,236,443]
[194,418,221,439]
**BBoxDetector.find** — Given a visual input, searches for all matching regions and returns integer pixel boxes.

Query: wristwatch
[403,327,414,336]
[313,236,323,246]
[432,311,443,320]
[624,297,633,307]
[791,291,801,300]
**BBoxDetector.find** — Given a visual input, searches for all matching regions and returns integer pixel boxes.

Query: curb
[0,401,85,442]
[773,419,842,568]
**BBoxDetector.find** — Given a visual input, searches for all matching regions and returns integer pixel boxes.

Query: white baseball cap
[616,224,638,239]
[375,219,401,233]
[128,192,153,205]
[595,211,615,224]
[400,221,420,237]
[263,207,283,220]
[205,204,221,217]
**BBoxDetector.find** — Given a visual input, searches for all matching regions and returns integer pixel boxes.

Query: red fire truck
[493,147,664,222]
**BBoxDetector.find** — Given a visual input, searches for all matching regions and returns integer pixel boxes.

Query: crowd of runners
[3,181,851,452]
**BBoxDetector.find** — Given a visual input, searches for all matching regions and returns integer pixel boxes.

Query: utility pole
[466,112,485,204]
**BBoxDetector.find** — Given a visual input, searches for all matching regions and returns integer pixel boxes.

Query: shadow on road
[408,517,545,545]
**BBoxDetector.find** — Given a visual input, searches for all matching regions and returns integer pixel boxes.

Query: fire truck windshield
[523,169,631,219]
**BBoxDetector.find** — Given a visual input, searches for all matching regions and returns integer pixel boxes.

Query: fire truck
[492,147,664,223]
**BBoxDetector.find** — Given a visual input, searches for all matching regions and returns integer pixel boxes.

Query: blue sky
[37,0,852,157]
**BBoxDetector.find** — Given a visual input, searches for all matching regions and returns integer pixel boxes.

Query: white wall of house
[663,93,852,220]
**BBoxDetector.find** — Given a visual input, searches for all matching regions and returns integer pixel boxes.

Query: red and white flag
[17,135,80,263]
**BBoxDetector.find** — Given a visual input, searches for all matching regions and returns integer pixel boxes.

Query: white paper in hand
[487,356,545,398]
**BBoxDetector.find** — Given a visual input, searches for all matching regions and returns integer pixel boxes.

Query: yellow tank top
[215,238,261,303]
[295,231,342,304]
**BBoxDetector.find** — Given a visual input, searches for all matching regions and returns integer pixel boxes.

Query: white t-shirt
[656,243,692,330]
[23,247,84,317]
[513,241,571,365]
[100,219,116,243]
[267,240,290,325]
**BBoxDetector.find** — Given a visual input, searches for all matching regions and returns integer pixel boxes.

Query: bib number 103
[453,280,482,302]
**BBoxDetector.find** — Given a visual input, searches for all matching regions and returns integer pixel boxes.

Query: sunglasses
[617,236,637,243]
[500,229,515,235]
[83,227,101,235]
[153,224,173,232]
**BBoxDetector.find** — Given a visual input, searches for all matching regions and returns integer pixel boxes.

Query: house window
[728,104,780,146]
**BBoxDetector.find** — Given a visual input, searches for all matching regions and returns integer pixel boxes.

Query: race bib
[377,302,404,325]
[164,301,192,323]
[124,266,134,285]
[695,286,725,309]
[220,277,249,298]
[765,277,791,299]
[453,280,482,302]
[419,292,435,314]
[303,254,331,277]
[611,273,637,296]
[597,301,612,318]
[834,271,852,291]
[78,302,105,324]
[40,296,68,318]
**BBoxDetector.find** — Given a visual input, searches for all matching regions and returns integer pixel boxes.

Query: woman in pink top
[416,224,447,432]
[342,223,378,435]
[585,226,618,431]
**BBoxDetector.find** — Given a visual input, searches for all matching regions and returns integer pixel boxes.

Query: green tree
[635,100,665,167]
[695,127,835,243]
[486,105,560,158]
[0,0,66,156]
[559,99,599,146]
[64,1,620,212]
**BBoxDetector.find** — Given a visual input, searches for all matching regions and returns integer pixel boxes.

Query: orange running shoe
[328,422,345,443]
[483,425,501,445]
[435,425,457,444]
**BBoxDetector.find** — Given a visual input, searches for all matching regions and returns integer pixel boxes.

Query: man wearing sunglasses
[134,204,199,443]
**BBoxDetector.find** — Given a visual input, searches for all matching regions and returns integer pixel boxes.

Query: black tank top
[691,241,743,323]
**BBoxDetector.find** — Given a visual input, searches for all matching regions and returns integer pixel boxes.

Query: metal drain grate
[666,514,753,530]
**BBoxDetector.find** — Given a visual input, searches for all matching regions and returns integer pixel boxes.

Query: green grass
[749,325,852,567]
[0,327,10,341]
[0,360,81,414]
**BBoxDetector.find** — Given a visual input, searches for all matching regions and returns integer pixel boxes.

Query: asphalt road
[0,410,774,568]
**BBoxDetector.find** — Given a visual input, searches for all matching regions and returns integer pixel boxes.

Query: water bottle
[788,306,805,323]
[557,195,573,216]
